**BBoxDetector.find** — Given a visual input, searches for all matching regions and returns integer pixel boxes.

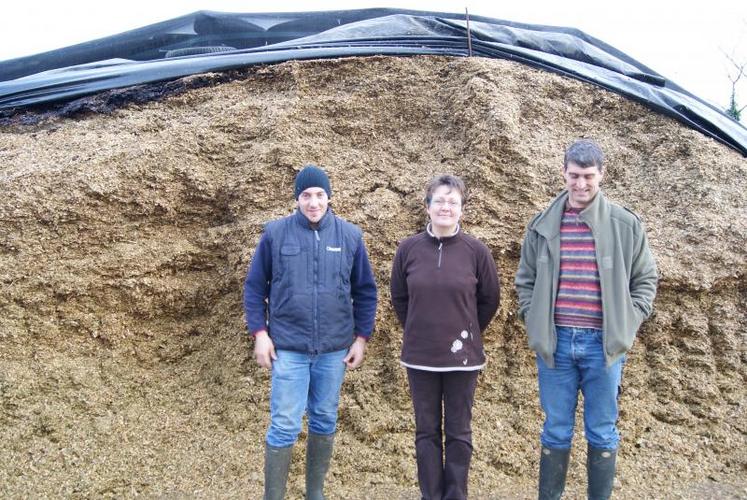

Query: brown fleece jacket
[390,229,500,370]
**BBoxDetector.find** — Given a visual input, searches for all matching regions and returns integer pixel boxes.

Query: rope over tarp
[0,8,745,156]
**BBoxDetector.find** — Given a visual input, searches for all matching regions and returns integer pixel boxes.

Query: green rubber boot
[305,432,335,500]
[587,446,617,500]
[538,446,571,500]
[264,444,293,500]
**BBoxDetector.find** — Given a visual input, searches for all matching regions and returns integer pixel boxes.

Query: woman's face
[426,184,463,233]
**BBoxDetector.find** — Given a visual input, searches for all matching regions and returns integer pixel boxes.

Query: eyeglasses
[431,199,461,208]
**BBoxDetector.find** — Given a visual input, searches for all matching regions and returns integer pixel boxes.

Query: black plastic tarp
[1,9,745,156]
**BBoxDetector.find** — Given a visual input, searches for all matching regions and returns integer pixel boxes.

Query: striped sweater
[554,207,603,329]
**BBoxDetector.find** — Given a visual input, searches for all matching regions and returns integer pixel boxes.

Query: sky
[1,1,746,112]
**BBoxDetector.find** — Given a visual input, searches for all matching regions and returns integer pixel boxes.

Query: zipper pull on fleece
[437,242,443,268]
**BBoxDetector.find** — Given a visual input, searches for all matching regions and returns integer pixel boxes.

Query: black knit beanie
[294,164,332,199]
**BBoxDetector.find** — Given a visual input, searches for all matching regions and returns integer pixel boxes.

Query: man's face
[297,187,329,223]
[563,161,604,209]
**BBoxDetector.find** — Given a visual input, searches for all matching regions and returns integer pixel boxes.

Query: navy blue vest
[265,209,361,354]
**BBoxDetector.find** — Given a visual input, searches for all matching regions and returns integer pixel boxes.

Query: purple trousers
[407,368,480,500]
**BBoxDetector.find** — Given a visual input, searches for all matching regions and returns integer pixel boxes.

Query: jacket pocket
[279,244,304,285]
[280,245,300,255]
[324,244,353,287]
[318,291,354,349]
[271,292,313,340]
[608,290,643,358]
[525,248,552,360]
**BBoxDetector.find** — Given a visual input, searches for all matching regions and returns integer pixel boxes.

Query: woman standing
[390,174,500,500]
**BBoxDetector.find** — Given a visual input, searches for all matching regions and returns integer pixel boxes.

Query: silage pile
[0,55,745,499]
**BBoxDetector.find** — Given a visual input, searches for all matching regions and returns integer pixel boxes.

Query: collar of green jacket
[530,189,614,239]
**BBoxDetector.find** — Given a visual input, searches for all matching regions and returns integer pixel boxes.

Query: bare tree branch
[722,50,747,84]
[720,45,747,121]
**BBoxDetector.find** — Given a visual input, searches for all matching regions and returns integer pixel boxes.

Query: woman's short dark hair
[424,174,467,207]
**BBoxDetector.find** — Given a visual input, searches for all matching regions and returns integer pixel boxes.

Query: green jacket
[515,190,657,367]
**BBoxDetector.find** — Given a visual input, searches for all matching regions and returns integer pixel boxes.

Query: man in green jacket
[515,139,657,500]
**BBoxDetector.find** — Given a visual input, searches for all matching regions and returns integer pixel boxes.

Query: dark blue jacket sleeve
[243,232,272,335]
[350,238,378,338]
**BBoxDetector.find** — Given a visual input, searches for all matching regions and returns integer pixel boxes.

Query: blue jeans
[266,348,348,448]
[537,326,624,450]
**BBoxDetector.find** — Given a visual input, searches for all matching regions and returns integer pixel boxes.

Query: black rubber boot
[587,446,617,500]
[264,444,293,500]
[305,432,335,500]
[538,446,571,500]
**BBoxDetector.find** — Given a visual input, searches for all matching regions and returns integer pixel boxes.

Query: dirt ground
[0,55,745,499]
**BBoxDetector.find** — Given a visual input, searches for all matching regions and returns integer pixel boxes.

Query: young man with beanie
[515,140,657,499]
[244,164,378,500]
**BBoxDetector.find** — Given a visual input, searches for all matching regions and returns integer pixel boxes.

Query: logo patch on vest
[326,246,342,252]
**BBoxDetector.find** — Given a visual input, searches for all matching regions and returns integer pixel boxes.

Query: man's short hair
[564,139,605,171]
[424,174,467,207]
